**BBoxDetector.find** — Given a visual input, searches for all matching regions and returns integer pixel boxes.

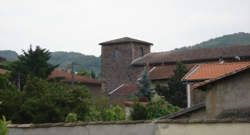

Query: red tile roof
[183,62,250,81]
[123,101,147,107]
[0,69,9,74]
[193,64,250,89]
[48,70,101,85]
[109,83,138,95]
[149,64,195,80]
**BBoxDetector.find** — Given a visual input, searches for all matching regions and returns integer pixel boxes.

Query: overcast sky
[1,0,250,56]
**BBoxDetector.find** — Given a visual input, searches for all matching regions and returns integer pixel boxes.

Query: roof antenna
[235,56,241,61]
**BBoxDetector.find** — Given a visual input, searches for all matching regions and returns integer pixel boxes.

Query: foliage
[176,32,250,50]
[90,70,97,79]
[136,68,154,101]
[155,63,188,108]
[0,61,12,70]
[131,97,179,120]
[0,116,11,135]
[78,68,91,78]
[85,98,125,121]
[130,101,147,120]
[0,77,91,124]
[0,74,15,90]
[65,113,78,123]
[9,46,58,89]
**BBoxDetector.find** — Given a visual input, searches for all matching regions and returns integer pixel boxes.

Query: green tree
[155,62,188,108]
[77,68,91,78]
[0,77,91,124]
[90,70,97,79]
[136,68,154,101]
[10,46,57,89]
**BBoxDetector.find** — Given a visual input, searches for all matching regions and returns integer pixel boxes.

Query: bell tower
[99,37,153,93]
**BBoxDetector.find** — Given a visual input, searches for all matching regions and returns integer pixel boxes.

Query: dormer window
[114,48,119,58]
[139,47,144,57]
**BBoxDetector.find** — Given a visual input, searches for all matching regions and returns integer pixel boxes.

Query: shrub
[0,116,11,135]
[65,113,78,123]
[130,101,147,120]
[0,77,91,124]
[85,98,125,121]
[131,97,179,120]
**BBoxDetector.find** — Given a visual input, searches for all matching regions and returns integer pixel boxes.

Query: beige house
[161,63,250,120]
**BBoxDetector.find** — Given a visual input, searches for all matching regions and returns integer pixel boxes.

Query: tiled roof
[99,37,153,46]
[183,62,250,81]
[193,64,250,89]
[48,70,101,85]
[0,69,9,74]
[149,64,194,80]
[132,45,250,66]
[109,83,138,95]
[123,101,147,107]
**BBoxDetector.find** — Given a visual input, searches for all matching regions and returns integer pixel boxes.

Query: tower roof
[99,37,153,46]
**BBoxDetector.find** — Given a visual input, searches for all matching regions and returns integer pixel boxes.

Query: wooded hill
[0,50,100,73]
[176,32,250,50]
[1,32,250,73]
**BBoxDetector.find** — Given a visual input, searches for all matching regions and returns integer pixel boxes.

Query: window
[139,47,144,56]
[114,48,119,58]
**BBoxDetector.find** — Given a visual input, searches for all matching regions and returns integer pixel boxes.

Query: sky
[1,0,250,56]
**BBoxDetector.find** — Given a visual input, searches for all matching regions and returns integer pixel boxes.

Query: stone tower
[99,37,153,93]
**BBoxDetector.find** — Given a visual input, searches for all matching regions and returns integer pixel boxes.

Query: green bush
[0,116,11,135]
[0,77,91,124]
[131,97,179,120]
[85,98,125,121]
[65,113,78,123]
[131,101,147,120]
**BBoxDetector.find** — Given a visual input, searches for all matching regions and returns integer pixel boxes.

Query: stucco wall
[7,120,250,135]
[206,69,250,119]
[174,108,207,120]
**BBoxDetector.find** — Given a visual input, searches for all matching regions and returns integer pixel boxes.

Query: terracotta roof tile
[0,69,9,74]
[132,45,250,65]
[48,70,101,85]
[183,62,250,81]
[193,64,250,89]
[109,83,138,95]
[149,64,194,80]
[123,101,147,107]
[99,37,153,46]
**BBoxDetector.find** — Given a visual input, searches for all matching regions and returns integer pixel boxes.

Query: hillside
[0,50,100,73]
[49,51,100,73]
[176,32,250,50]
[0,50,18,61]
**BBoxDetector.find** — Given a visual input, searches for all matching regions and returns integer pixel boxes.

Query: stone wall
[101,43,150,93]
[206,69,250,119]
[7,120,250,135]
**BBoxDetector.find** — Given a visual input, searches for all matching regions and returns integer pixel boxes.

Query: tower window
[139,47,144,56]
[114,48,119,58]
